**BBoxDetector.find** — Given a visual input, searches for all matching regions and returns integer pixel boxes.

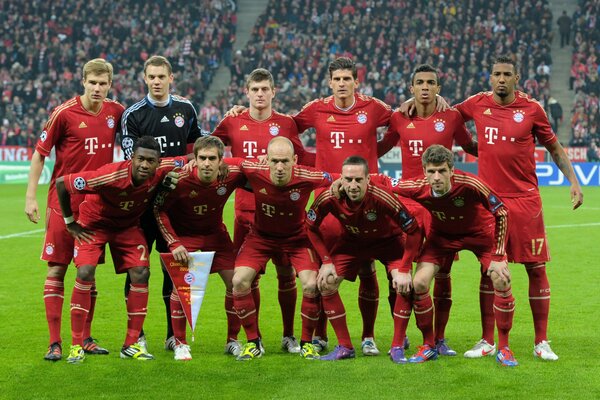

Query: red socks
[526,264,550,344]
[278,274,297,337]
[234,289,259,341]
[494,286,515,349]
[225,291,241,342]
[300,293,320,343]
[170,291,187,344]
[358,270,379,339]
[479,274,495,344]
[391,293,412,348]
[125,283,149,347]
[321,291,353,349]
[70,278,93,346]
[44,277,64,344]
[413,290,435,347]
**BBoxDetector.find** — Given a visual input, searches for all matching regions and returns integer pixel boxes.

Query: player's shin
[225,291,241,341]
[277,270,297,337]
[494,286,515,349]
[70,278,93,346]
[300,292,320,343]
[526,263,550,343]
[358,268,379,340]
[392,293,412,347]
[413,290,435,347]
[170,291,187,343]
[479,274,495,344]
[44,276,65,344]
[125,283,149,347]
[321,290,353,349]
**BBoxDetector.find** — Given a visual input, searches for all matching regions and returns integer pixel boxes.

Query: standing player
[306,156,420,362]
[213,68,315,354]
[384,145,517,366]
[121,55,202,351]
[55,136,185,363]
[232,137,332,361]
[377,64,478,356]
[455,56,584,361]
[25,58,123,360]
[154,136,246,360]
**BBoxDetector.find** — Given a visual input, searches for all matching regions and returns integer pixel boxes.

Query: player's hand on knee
[172,245,190,264]
[487,260,510,286]
[66,222,95,245]
[317,263,337,291]
[391,269,412,294]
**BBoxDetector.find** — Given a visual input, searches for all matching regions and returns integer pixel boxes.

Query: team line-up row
[25,55,583,366]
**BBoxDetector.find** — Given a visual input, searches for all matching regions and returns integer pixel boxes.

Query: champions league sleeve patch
[488,193,503,213]
[390,178,400,187]
[121,137,134,150]
[73,177,86,190]
[398,209,415,231]
[307,209,317,222]
[323,172,333,182]
[174,159,185,168]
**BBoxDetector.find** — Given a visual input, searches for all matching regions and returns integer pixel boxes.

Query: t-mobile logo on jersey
[330,132,345,148]
[243,141,258,158]
[484,127,499,144]
[408,140,424,156]
[84,137,113,154]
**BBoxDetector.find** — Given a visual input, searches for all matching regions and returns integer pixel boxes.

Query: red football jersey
[36,96,124,209]
[63,157,186,230]
[213,110,312,211]
[456,91,557,196]
[155,159,246,249]
[240,162,333,238]
[379,108,474,179]
[294,93,392,172]
[382,171,508,258]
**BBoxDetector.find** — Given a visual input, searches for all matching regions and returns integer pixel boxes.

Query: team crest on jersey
[40,130,48,142]
[106,115,115,129]
[45,242,55,255]
[174,113,185,128]
[73,177,86,190]
[307,209,317,221]
[289,189,301,201]
[365,209,377,221]
[452,196,465,207]
[434,119,446,133]
[189,190,198,198]
[513,110,525,123]
[269,123,280,136]
[122,137,134,151]
[184,273,195,284]
[217,186,227,196]
[356,111,368,124]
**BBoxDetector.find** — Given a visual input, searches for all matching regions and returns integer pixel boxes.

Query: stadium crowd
[568,0,600,158]
[0,0,237,147]
[206,0,556,142]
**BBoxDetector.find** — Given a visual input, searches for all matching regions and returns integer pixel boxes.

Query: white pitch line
[0,229,45,240]
[546,222,600,229]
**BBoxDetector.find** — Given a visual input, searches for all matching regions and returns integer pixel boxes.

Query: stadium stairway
[203,0,270,106]
[549,0,578,143]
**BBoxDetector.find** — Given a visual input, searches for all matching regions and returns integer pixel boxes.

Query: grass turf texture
[1,184,599,400]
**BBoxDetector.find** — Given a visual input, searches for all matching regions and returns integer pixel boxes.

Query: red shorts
[41,207,76,265]
[178,231,235,273]
[331,235,406,281]
[235,231,318,274]
[233,209,289,267]
[41,208,105,266]
[502,195,549,263]
[418,229,494,272]
[74,225,150,273]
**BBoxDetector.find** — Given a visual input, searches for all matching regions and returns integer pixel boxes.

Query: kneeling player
[56,136,184,363]
[386,145,517,366]
[154,136,246,360]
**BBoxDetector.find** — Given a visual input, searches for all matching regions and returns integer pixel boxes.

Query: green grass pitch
[1,184,599,399]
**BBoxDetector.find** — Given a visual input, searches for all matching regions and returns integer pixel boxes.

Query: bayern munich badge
[357,112,368,124]
[217,186,227,196]
[74,177,86,190]
[366,211,377,221]
[434,119,445,132]
[513,111,524,123]
[290,191,301,201]
[106,116,115,129]
[184,273,195,284]
[40,130,47,142]
[174,115,185,128]
[45,243,54,255]
[452,197,465,207]
[269,125,280,136]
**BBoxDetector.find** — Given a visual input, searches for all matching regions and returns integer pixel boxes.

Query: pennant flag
[160,251,214,335]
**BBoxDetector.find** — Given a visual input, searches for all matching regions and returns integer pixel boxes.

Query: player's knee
[47,264,67,279]
[129,266,150,284]
[412,276,430,294]
[232,273,251,292]
[301,278,318,295]
[76,265,95,282]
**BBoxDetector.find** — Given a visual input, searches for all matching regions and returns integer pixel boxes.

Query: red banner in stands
[564,147,588,162]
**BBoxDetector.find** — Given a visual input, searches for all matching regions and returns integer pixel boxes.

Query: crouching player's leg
[408,262,439,363]
[487,260,517,367]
